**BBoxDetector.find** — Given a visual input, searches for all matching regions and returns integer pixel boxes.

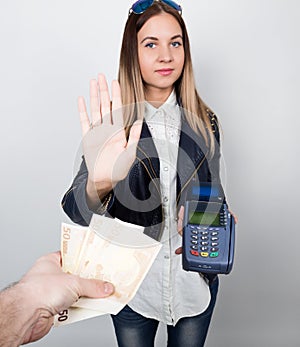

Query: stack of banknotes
[54,214,162,326]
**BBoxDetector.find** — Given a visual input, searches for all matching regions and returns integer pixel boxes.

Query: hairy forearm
[0,283,46,347]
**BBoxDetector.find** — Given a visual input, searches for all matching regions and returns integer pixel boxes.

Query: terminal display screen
[189,211,220,226]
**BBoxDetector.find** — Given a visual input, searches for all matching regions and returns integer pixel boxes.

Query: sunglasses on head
[129,0,182,16]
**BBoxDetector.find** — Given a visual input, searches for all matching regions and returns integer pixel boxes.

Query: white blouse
[128,91,210,325]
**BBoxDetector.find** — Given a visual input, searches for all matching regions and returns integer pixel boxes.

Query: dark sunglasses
[129,0,182,16]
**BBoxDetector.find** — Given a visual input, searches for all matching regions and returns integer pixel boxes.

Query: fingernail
[104,282,114,294]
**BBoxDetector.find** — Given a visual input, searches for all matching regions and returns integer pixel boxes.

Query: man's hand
[19,251,114,344]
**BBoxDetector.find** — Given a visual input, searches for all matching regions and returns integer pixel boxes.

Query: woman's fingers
[80,74,127,140]
[175,206,185,255]
[78,96,90,137]
[228,209,238,224]
[111,80,122,110]
[111,80,124,127]
[175,247,183,255]
[86,75,123,131]
[177,205,184,236]
[98,74,111,125]
[90,79,100,126]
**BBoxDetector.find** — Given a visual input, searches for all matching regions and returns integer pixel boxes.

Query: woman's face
[137,12,184,100]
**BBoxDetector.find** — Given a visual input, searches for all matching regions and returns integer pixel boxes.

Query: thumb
[76,277,115,298]
[127,120,142,149]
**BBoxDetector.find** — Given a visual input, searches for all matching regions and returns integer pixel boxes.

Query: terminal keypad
[189,225,220,258]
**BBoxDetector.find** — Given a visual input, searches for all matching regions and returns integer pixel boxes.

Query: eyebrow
[140,34,183,44]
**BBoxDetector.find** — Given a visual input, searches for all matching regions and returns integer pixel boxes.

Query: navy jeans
[111,277,219,347]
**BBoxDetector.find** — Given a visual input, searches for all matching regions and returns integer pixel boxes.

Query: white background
[0,0,299,346]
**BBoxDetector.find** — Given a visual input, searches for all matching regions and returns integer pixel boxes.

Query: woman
[62,1,226,346]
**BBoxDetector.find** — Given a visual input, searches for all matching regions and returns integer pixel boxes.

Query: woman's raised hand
[78,74,142,202]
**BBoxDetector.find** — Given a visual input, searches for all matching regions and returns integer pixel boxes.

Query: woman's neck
[145,86,174,108]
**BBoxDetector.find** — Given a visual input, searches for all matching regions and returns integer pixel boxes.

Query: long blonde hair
[118,2,216,154]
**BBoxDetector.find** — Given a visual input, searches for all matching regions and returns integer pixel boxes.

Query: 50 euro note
[54,214,162,326]
[55,223,103,325]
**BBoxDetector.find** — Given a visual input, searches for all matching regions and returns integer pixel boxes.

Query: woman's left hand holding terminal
[175,206,184,255]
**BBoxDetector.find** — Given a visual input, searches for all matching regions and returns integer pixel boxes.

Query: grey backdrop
[1,0,299,346]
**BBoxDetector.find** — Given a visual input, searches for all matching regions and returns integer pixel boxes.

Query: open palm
[79,74,142,195]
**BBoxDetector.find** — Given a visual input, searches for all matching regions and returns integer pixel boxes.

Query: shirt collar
[144,90,178,122]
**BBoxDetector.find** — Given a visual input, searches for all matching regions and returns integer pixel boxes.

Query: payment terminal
[182,183,235,275]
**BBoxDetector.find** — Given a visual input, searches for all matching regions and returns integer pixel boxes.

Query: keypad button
[190,250,199,256]
[200,252,209,257]
[201,236,209,240]
[201,242,209,246]
[201,231,209,236]
[191,230,198,234]
[211,231,219,236]
[191,235,198,240]
[211,237,219,241]
[200,246,208,251]
[191,240,198,245]
[210,252,219,258]
[211,247,219,252]
[191,245,198,250]
[211,242,219,247]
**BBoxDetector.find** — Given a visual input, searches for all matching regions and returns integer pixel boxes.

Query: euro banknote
[54,214,161,326]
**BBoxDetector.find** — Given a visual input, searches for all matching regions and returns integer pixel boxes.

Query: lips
[155,68,174,76]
